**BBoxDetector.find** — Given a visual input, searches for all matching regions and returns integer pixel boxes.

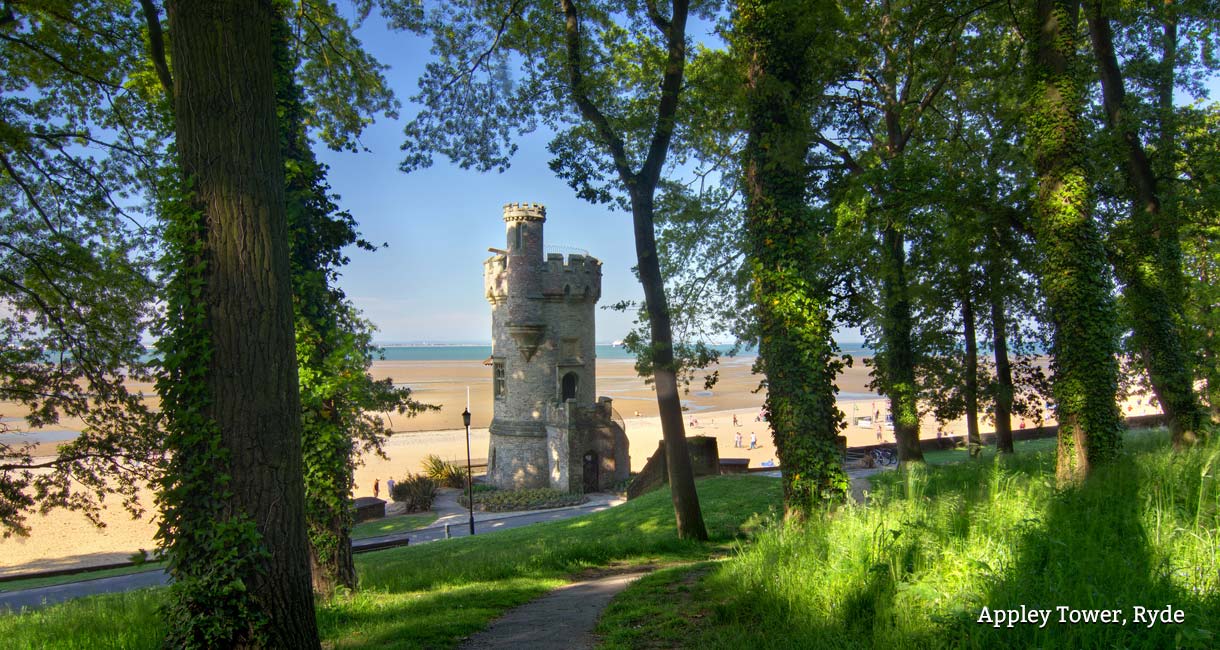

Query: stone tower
[483,203,629,492]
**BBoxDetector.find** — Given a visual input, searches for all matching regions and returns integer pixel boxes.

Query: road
[0,493,623,613]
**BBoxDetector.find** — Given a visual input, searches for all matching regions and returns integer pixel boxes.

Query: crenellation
[502,202,547,222]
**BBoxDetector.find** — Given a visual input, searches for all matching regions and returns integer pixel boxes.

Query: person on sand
[373,478,380,499]
[749,432,758,450]
[734,431,742,448]
[733,414,739,427]
[386,478,396,501]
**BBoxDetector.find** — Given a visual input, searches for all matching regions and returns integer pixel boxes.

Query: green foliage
[391,474,438,513]
[420,454,470,489]
[0,0,162,537]
[600,431,1220,648]
[461,487,587,512]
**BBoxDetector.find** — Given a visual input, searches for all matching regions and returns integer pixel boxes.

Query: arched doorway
[582,451,598,493]
[561,371,579,401]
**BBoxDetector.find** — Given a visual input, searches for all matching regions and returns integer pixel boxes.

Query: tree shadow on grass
[962,455,1216,649]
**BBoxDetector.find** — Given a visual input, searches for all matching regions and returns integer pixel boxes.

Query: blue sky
[315,16,666,344]
[315,10,1218,345]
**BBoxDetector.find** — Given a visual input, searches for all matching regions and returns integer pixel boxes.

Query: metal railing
[544,244,591,258]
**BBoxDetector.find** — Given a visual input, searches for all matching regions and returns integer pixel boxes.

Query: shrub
[391,474,438,513]
[421,454,470,488]
[461,487,586,512]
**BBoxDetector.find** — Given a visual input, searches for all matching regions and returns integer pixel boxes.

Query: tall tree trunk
[738,0,848,511]
[988,256,1015,453]
[1085,2,1204,447]
[163,1,319,646]
[1027,0,1122,483]
[630,190,708,540]
[961,287,981,457]
[560,0,706,540]
[881,223,925,463]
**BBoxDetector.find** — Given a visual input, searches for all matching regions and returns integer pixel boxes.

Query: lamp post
[463,406,475,536]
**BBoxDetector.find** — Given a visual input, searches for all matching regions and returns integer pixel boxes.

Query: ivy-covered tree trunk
[880,222,925,463]
[1026,0,1122,482]
[1085,2,1205,447]
[737,0,848,511]
[269,7,358,597]
[988,254,1015,453]
[160,0,320,646]
[961,288,982,457]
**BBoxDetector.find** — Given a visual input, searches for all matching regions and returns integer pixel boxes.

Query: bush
[391,474,438,513]
[421,454,470,489]
[460,487,586,512]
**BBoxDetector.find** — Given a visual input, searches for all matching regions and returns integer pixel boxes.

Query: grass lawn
[0,475,781,649]
[597,428,1220,649]
[919,432,1060,465]
[350,512,438,540]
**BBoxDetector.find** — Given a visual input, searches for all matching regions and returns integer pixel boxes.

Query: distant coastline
[371,342,872,361]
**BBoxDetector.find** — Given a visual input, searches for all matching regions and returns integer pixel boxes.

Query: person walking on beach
[733,414,739,427]
[749,432,758,450]
[373,478,380,499]
[386,478,396,501]
[734,431,742,448]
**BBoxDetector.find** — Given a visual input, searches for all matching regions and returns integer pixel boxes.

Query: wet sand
[0,356,1161,575]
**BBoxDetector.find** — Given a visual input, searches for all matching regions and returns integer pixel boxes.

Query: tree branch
[642,0,672,37]
[639,0,689,189]
[897,65,951,152]
[138,0,173,94]
[440,0,524,93]
[559,0,634,183]
[0,151,61,236]
[814,135,863,175]
[0,32,121,90]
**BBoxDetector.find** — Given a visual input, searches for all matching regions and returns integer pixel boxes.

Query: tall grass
[646,429,1219,649]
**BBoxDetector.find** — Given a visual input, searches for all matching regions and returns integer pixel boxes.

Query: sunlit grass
[598,428,1220,649]
[351,512,438,540]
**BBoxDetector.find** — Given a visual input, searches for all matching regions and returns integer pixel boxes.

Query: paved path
[0,491,624,613]
[459,571,649,650]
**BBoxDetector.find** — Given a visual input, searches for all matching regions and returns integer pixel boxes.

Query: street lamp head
[462,408,472,427]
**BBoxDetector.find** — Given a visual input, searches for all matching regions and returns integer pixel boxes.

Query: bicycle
[870,447,897,467]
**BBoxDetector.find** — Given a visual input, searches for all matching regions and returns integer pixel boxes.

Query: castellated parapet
[482,203,628,493]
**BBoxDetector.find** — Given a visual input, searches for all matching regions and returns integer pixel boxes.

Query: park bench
[719,458,750,474]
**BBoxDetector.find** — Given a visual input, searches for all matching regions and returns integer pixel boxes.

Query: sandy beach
[0,355,1161,576]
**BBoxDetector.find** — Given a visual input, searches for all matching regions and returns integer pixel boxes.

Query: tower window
[561,371,579,401]
[494,360,506,398]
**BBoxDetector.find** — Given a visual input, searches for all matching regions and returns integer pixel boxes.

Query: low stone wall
[626,436,720,500]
